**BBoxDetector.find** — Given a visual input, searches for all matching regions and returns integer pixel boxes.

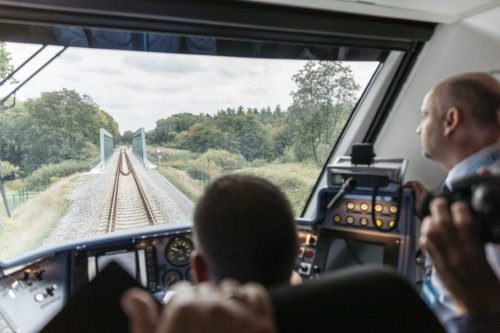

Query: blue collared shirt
[423,142,500,323]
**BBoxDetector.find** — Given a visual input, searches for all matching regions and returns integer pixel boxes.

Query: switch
[45,286,55,296]
[23,270,33,286]
[35,269,45,281]
[299,263,311,275]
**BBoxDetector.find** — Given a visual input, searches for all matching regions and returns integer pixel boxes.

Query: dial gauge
[163,270,182,288]
[165,236,193,266]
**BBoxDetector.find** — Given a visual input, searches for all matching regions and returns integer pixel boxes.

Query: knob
[34,293,45,303]
[46,286,55,296]
[35,269,45,281]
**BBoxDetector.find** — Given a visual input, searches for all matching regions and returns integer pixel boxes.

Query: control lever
[327,177,357,210]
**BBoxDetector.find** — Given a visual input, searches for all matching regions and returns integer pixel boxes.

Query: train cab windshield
[0,25,382,260]
[2,1,499,332]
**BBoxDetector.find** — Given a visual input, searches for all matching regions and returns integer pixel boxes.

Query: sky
[2,42,379,134]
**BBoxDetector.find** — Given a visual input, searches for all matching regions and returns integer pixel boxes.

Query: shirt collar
[445,142,500,190]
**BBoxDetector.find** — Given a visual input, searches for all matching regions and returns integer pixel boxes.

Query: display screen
[324,238,385,271]
[314,227,401,273]
[97,251,137,278]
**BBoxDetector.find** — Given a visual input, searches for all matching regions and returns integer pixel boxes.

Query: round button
[388,220,396,229]
[360,203,369,212]
[34,293,45,303]
[374,203,383,213]
[333,215,342,223]
[375,219,384,228]
[346,216,355,224]
[389,205,398,214]
[360,218,369,226]
[346,202,355,210]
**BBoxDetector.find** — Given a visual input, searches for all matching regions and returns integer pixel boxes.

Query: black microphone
[327,177,357,210]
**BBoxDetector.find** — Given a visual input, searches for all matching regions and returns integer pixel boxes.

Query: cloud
[116,81,149,91]
[242,86,269,95]
[123,55,206,74]
[86,67,123,75]
[151,84,190,93]
[59,51,82,63]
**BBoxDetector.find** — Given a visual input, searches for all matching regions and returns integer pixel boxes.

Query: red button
[305,250,314,258]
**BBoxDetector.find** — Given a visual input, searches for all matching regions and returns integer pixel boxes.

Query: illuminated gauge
[374,203,384,213]
[389,205,398,214]
[375,219,384,228]
[163,270,182,288]
[185,268,195,283]
[165,236,194,266]
[360,202,369,212]
[346,201,355,210]
[359,217,369,226]
[346,216,355,224]
[388,220,396,229]
[333,215,342,223]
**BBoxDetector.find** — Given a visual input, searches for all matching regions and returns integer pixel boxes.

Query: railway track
[99,147,162,233]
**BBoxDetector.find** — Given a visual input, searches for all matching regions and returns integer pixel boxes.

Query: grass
[0,173,80,260]
[150,144,322,216]
[157,166,204,202]
[237,162,321,216]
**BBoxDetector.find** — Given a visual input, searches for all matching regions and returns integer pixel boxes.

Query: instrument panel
[0,225,194,333]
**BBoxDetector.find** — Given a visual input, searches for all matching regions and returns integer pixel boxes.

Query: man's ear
[190,249,211,283]
[443,107,462,136]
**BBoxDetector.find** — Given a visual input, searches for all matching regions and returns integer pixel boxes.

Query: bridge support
[100,128,114,166]
[90,128,114,170]
[132,128,147,166]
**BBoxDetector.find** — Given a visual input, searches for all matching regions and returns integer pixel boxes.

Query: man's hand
[405,180,429,218]
[121,280,277,333]
[420,198,500,316]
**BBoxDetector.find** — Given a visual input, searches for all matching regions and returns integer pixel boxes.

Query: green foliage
[0,89,120,173]
[187,149,246,178]
[121,130,133,144]
[0,42,14,81]
[0,160,20,177]
[22,160,88,190]
[287,61,360,165]
[237,162,320,216]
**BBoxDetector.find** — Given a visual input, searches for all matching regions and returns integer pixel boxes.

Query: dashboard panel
[0,225,193,333]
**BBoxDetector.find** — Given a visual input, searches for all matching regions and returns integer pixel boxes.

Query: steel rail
[123,150,157,226]
[106,147,156,233]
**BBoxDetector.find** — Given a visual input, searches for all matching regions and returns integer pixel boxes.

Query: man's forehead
[421,89,434,112]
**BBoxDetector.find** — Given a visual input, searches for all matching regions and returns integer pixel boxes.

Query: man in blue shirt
[408,72,500,331]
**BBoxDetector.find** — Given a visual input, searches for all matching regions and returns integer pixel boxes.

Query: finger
[419,216,432,250]
[240,283,273,317]
[422,204,456,260]
[121,288,159,333]
[451,201,480,245]
[429,197,456,236]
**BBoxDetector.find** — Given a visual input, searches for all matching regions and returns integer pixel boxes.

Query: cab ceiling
[247,0,500,24]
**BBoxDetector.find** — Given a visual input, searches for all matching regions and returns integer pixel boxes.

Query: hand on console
[121,280,277,333]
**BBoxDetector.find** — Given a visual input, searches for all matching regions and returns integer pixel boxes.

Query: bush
[77,141,99,161]
[0,160,20,178]
[23,160,88,190]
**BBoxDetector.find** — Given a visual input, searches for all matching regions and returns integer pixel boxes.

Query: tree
[0,87,120,174]
[149,113,203,145]
[0,42,14,81]
[121,130,134,144]
[287,61,360,164]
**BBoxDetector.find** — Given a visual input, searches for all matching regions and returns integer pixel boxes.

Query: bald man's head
[429,72,500,128]
[417,73,500,169]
